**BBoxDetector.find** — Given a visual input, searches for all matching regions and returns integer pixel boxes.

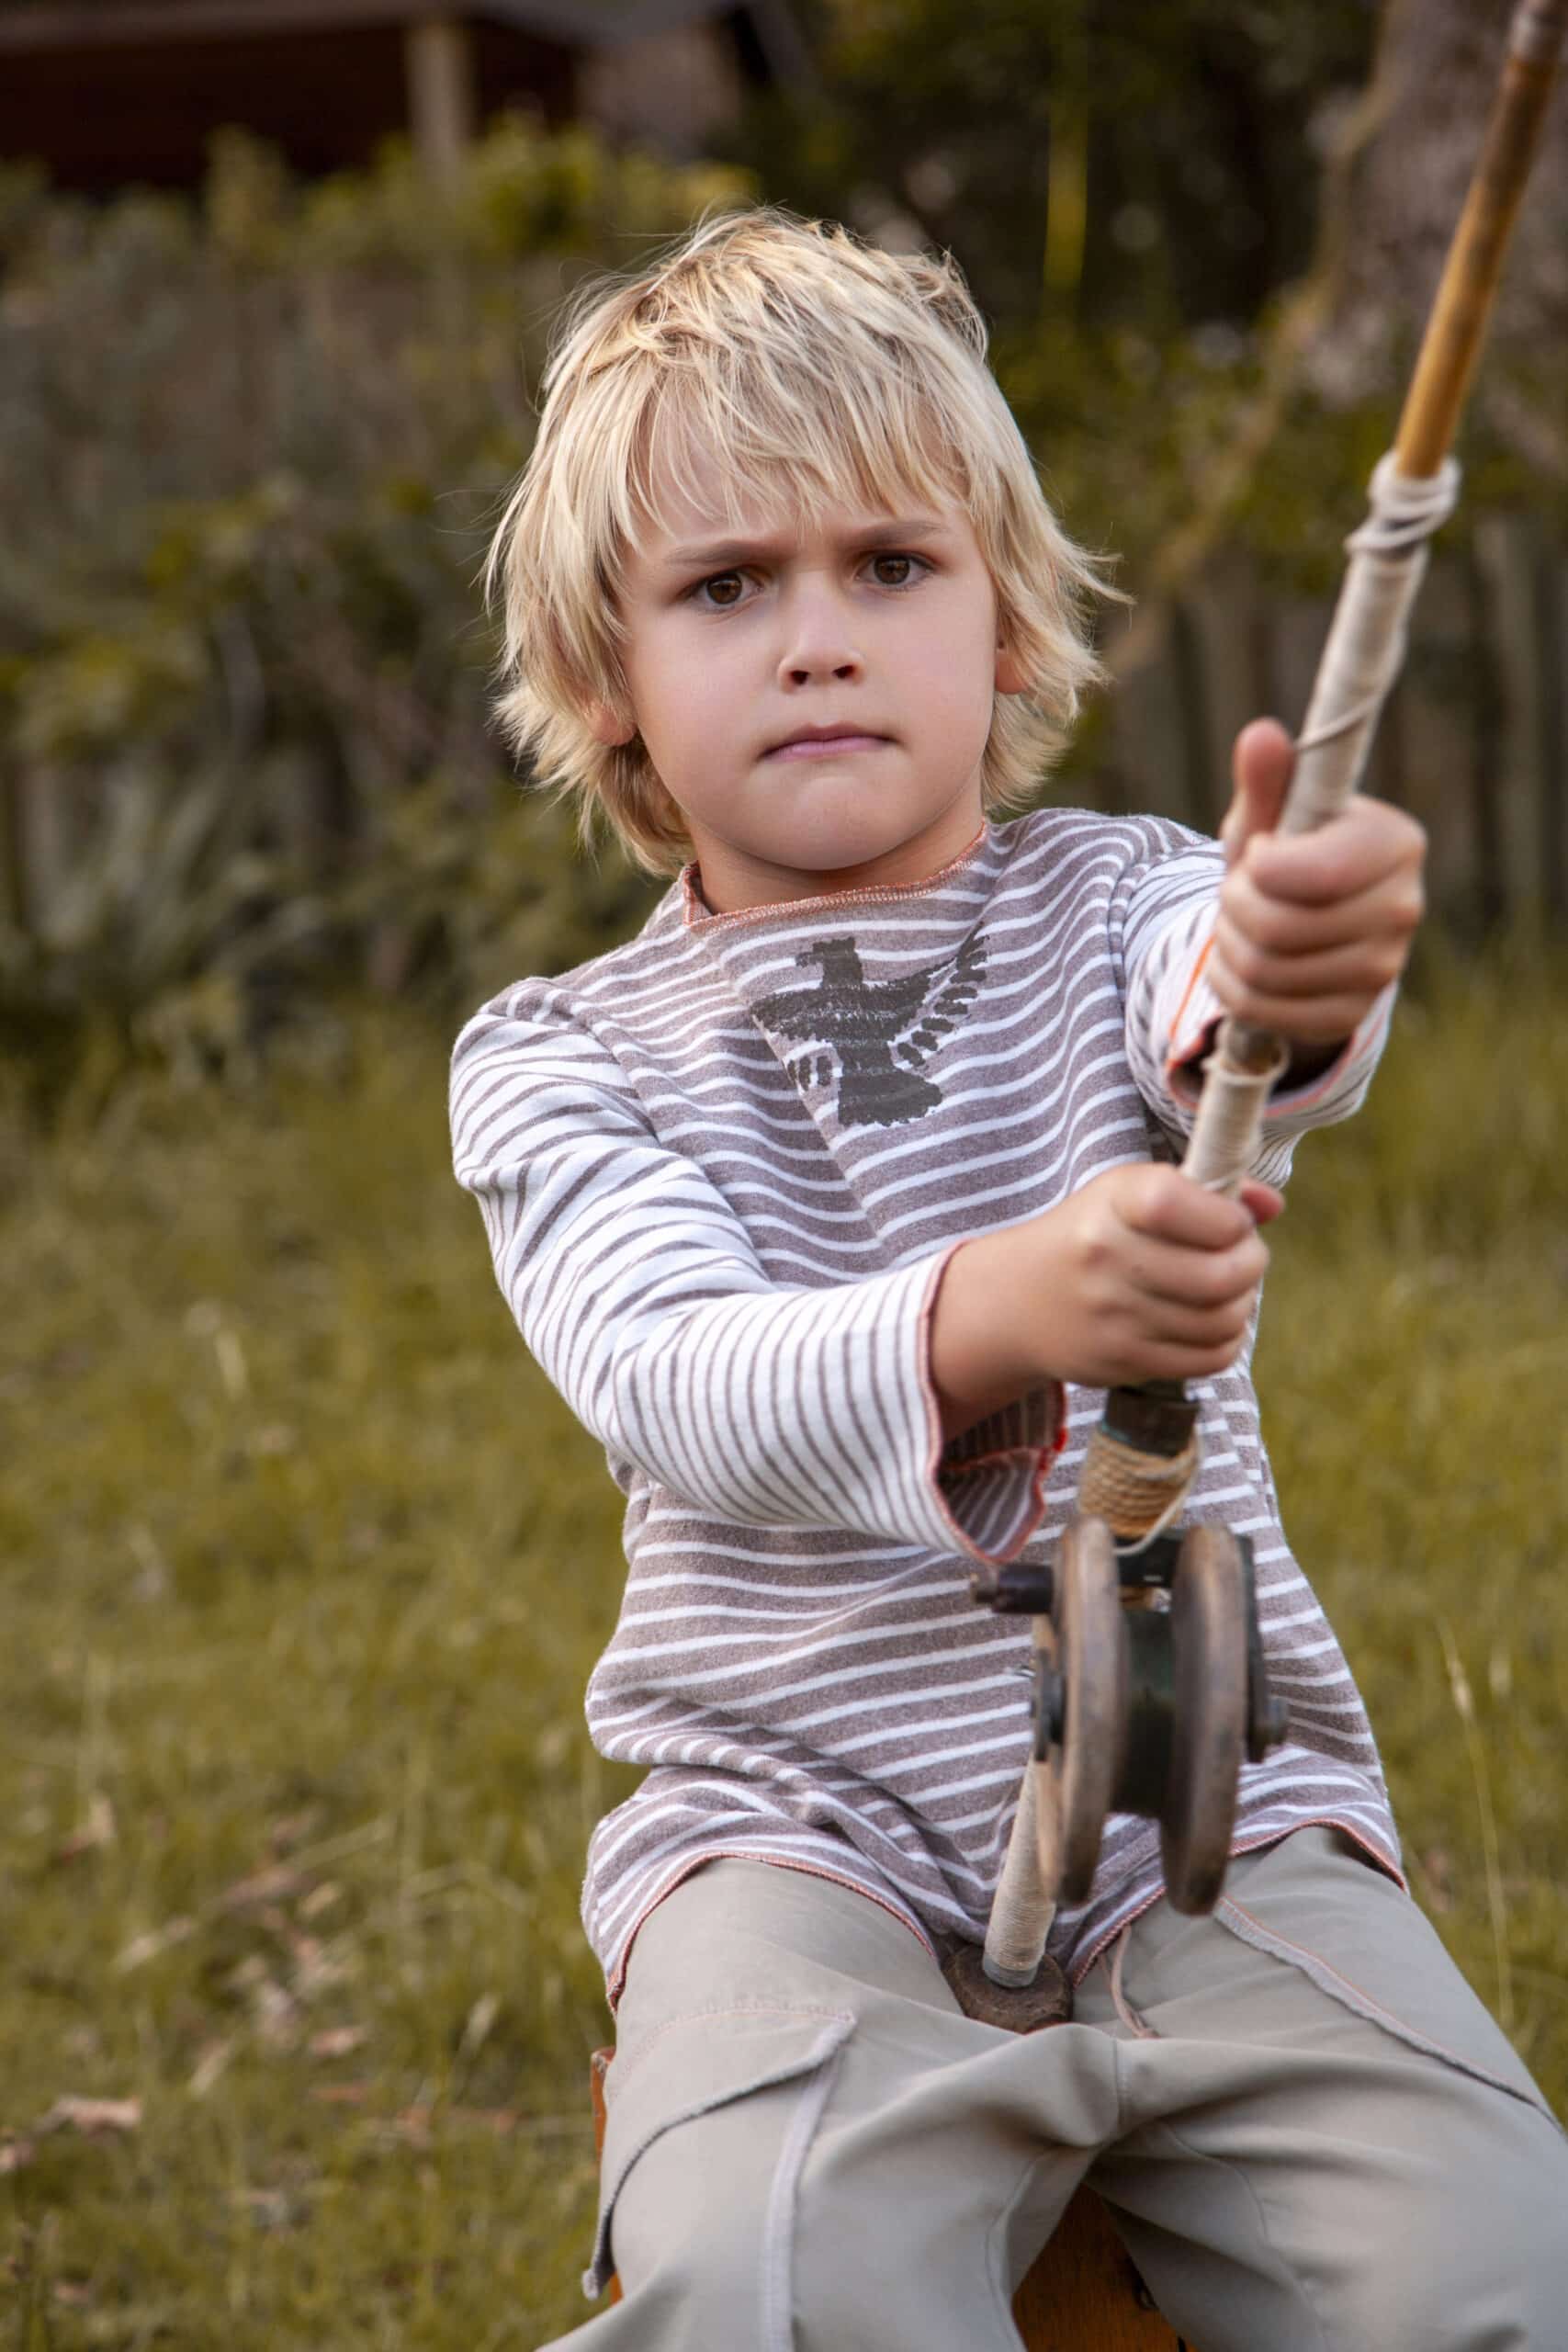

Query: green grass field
[3,951,1565,2347]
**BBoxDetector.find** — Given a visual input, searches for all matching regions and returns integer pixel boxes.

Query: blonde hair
[484,206,1113,874]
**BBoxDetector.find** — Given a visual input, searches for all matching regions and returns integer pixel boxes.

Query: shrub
[0,123,746,1082]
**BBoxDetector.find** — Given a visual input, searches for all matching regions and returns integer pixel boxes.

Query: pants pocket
[586,2001,855,2342]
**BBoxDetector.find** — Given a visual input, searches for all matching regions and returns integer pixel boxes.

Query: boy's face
[592,448,1026,912]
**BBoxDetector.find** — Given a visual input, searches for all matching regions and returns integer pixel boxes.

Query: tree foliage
[3,6,1564,1091]
[733,0,1377,332]
[0,121,741,1080]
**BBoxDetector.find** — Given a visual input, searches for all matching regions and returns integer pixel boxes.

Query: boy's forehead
[626,425,964,571]
[630,461,962,567]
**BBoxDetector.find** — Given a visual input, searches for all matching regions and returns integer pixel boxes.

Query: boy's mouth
[766,726,890,759]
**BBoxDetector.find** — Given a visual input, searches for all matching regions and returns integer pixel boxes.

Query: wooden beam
[0,1,445,51]
[0,0,750,55]
[405,16,476,185]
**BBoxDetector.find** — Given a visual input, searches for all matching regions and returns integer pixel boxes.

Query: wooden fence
[1101,516,1566,931]
[3,517,1564,997]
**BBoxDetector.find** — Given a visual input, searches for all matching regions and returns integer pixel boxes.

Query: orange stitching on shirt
[680,829,991,930]
[1163,929,1217,1084]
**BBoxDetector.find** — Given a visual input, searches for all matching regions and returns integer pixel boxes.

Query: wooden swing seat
[589,2046,1197,2349]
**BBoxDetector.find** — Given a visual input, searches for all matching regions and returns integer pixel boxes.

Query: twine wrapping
[1280,455,1461,840]
[1180,454,1460,1201]
[1181,1036,1290,1197]
[1076,1421,1201,1545]
[982,1635,1055,1984]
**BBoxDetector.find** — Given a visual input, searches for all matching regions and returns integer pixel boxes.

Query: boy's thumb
[1221,719,1295,865]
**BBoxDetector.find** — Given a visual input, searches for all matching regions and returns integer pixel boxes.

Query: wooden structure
[0,0,814,193]
[1107,526,1568,933]
[589,2046,1195,2349]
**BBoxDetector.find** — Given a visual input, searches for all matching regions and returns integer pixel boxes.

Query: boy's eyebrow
[658,515,952,571]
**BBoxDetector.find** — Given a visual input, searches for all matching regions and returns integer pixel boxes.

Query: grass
[1,947,1565,2346]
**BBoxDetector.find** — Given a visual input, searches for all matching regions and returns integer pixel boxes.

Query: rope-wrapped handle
[1184,455,1460,1197]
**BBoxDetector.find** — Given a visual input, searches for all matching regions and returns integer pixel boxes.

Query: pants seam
[986,2149,1089,2352]
[1123,2120,1334,2352]
[1215,1894,1561,2124]
[609,2002,850,2099]
[761,2035,847,2352]
[1219,1895,1450,2051]
[584,2013,854,2301]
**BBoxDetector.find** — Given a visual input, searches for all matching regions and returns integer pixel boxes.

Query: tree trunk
[1305,0,1568,476]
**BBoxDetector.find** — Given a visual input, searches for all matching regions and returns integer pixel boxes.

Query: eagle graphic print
[750,926,988,1126]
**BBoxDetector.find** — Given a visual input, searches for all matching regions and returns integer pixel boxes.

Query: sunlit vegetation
[1,950,1563,2343]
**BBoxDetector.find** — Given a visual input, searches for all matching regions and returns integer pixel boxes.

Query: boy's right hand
[931,1166,1281,1439]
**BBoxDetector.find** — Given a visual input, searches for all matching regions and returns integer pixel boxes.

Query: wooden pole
[1189,0,1568,1154]
[1394,0,1568,481]
[987,0,1568,1970]
[405,15,476,189]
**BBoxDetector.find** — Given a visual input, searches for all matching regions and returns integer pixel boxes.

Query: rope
[1181,1037,1290,1198]
[1185,451,1461,1193]
[1344,452,1462,555]
[982,1744,1055,1985]
[1280,453,1460,840]
[1077,1421,1201,1547]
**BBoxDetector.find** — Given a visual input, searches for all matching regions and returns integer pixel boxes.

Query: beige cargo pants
[551,1831,1566,2351]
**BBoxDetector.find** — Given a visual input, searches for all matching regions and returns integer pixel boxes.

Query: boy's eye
[696,570,749,608]
[868,552,923,588]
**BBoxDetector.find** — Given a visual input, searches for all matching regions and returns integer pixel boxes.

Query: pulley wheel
[1036,1516,1126,1908]
[1161,1523,1249,1915]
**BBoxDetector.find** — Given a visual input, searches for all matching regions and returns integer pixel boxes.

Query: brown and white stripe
[451,808,1401,2002]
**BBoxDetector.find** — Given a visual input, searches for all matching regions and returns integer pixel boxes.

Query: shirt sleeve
[449,989,1060,1566]
[1115,833,1395,1186]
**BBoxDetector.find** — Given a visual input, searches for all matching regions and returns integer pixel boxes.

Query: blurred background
[1,4,1564,2346]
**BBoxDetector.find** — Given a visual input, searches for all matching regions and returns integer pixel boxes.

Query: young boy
[451,209,1565,2349]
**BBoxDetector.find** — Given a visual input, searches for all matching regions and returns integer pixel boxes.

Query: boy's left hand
[1210,718,1425,1054]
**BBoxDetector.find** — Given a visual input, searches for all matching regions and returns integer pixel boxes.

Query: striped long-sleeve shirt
[450,808,1402,2003]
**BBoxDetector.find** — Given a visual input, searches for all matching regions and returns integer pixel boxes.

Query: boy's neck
[686,817,991,917]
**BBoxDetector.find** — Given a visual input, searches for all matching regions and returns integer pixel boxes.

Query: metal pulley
[977,1517,1289,1916]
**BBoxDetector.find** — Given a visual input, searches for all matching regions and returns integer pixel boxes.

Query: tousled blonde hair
[484,207,1113,874]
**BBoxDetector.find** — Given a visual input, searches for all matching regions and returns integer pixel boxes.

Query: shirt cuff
[1164,939,1395,1120]
[914,1247,1064,1567]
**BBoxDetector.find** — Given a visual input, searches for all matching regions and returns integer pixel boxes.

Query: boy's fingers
[1238,1180,1284,1226]
[1204,980,1374,1046]
[1239,803,1427,907]
[1134,1339,1254,1383]
[1145,1297,1259,1350]
[1118,1166,1264,1251]
[1210,929,1410,1004]
[1221,718,1295,865]
[1219,859,1424,956]
[1133,1229,1269,1309]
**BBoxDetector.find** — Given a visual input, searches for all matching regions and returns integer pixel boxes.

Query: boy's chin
[780,796,979,868]
[765,826,936,877]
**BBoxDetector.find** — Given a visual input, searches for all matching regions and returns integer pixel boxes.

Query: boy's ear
[994,641,1028,695]
[584,697,637,747]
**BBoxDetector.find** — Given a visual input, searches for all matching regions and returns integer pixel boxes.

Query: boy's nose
[777,582,863,687]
